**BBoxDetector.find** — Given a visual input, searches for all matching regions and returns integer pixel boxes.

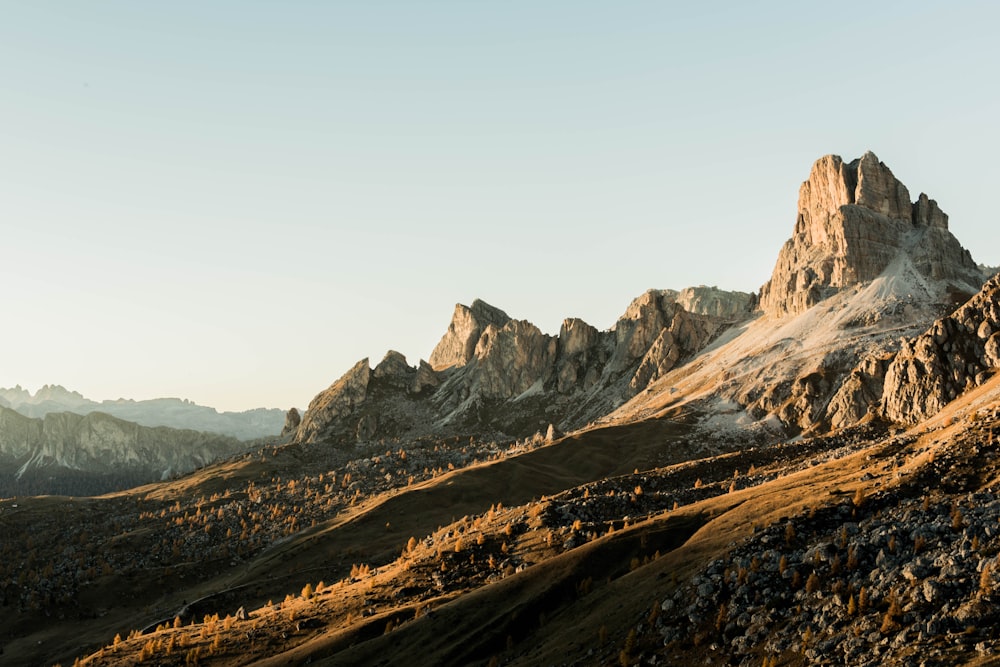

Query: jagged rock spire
[759,152,981,318]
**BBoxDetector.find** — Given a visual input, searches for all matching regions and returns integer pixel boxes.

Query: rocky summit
[759,151,983,318]
[6,151,1000,667]
[292,285,754,446]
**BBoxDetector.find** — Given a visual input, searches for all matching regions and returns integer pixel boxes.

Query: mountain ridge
[0,384,285,441]
[0,405,249,495]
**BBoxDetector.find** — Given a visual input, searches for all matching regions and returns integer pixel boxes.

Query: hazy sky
[2,2,998,412]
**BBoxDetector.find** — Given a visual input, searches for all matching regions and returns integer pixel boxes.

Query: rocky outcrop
[295,288,752,445]
[296,359,371,444]
[675,286,755,319]
[814,273,1000,429]
[881,273,1000,424]
[473,320,557,399]
[0,406,244,479]
[554,318,603,394]
[826,354,893,429]
[373,350,416,389]
[281,408,301,436]
[428,300,511,371]
[759,152,983,318]
[411,360,441,394]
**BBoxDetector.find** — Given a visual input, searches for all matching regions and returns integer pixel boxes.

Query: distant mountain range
[0,384,284,441]
[0,405,248,496]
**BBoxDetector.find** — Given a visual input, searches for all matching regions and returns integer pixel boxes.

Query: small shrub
[805,572,821,594]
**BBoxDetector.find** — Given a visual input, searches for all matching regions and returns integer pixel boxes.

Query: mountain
[759,151,983,318]
[0,384,285,440]
[294,285,755,446]
[291,152,986,451]
[4,151,1000,667]
[0,406,248,496]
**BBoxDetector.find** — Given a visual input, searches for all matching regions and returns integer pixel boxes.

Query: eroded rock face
[675,286,755,319]
[759,152,982,318]
[373,350,415,389]
[411,360,441,395]
[296,358,371,444]
[473,320,557,399]
[826,354,893,429]
[611,290,678,372]
[281,408,301,436]
[555,318,604,394]
[295,287,751,444]
[881,274,1000,424]
[428,300,511,371]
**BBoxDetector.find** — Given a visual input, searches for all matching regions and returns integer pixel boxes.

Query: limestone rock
[759,152,983,318]
[373,350,415,389]
[296,284,749,440]
[880,273,1000,424]
[296,358,371,444]
[630,328,680,391]
[428,300,510,371]
[356,413,378,441]
[675,286,755,319]
[853,150,912,220]
[281,407,301,435]
[559,318,599,358]
[611,290,677,372]
[473,320,557,399]
[555,318,605,393]
[411,360,441,394]
[613,292,726,392]
[826,354,892,430]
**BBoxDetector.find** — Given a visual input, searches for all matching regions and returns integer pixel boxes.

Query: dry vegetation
[5,385,1000,666]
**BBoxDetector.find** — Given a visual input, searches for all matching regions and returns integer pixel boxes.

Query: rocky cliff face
[611,152,991,439]
[295,287,754,445]
[428,300,511,371]
[827,273,1000,426]
[281,407,301,435]
[759,152,983,318]
[0,406,245,483]
[295,359,371,444]
[294,152,990,446]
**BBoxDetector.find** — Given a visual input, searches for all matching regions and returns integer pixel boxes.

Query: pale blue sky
[2,2,997,412]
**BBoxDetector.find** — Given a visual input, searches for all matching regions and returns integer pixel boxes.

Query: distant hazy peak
[0,385,285,440]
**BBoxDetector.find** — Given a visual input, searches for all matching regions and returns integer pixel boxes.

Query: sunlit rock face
[880,273,1000,424]
[428,300,511,371]
[759,151,983,318]
[295,358,371,444]
[294,286,753,445]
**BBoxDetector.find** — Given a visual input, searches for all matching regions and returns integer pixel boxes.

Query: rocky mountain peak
[759,151,982,318]
[295,358,371,444]
[428,299,511,371]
